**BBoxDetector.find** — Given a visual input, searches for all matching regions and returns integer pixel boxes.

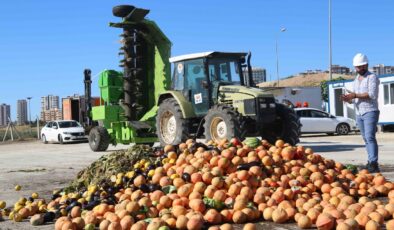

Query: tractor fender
[158,91,196,119]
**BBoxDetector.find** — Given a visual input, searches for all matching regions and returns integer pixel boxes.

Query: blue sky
[1,0,393,120]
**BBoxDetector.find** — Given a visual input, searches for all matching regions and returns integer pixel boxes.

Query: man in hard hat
[342,53,380,173]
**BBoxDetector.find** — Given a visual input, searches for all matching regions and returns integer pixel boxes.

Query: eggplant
[65,205,73,212]
[127,185,137,192]
[93,191,101,197]
[51,193,61,200]
[83,204,94,210]
[195,142,208,149]
[148,184,161,192]
[182,173,191,182]
[140,184,150,193]
[43,211,56,223]
[237,162,262,171]
[54,210,62,219]
[65,201,81,212]
[107,196,116,205]
[84,200,100,210]
[107,187,115,194]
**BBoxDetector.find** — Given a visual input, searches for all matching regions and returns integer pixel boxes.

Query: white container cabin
[327,74,394,127]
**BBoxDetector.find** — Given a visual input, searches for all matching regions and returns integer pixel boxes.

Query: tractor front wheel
[204,105,245,143]
[89,126,110,152]
[156,98,188,146]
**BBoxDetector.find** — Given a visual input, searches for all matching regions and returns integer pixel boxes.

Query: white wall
[378,75,394,124]
[328,75,394,124]
[328,81,354,118]
[269,87,322,109]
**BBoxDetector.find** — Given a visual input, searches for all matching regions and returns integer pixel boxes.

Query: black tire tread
[156,98,189,146]
[203,105,246,142]
[262,104,301,145]
[89,126,110,152]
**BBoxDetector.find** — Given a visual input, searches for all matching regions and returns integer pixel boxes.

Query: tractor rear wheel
[261,103,301,146]
[89,126,110,152]
[156,98,188,146]
[204,105,245,143]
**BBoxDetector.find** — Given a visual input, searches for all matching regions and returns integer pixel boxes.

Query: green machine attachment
[88,5,171,151]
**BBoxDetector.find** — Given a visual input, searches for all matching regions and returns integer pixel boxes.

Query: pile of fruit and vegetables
[2,137,394,230]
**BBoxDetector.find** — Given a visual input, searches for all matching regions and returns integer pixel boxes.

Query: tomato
[230,138,242,147]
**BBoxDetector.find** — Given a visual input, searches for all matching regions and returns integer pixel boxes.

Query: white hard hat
[353,53,368,66]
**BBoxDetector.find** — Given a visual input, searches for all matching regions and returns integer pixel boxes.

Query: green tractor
[87,5,300,151]
[156,52,301,146]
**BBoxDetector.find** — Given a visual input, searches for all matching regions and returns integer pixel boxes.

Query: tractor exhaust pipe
[247,52,255,87]
[84,69,92,126]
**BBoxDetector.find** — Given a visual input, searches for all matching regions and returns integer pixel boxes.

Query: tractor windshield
[208,59,241,85]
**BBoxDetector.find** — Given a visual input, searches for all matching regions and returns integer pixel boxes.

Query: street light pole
[27,97,32,125]
[276,28,286,87]
[329,0,332,81]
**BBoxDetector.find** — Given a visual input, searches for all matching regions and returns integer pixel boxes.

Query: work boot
[367,162,380,173]
[359,162,370,171]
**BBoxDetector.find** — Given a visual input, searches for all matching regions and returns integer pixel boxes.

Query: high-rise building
[41,95,59,111]
[372,64,394,75]
[0,103,11,126]
[17,100,28,125]
[40,95,61,121]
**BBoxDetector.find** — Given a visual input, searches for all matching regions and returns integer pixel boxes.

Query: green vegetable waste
[65,145,157,192]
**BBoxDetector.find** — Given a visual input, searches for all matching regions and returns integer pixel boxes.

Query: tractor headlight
[269,103,276,108]
[260,104,267,109]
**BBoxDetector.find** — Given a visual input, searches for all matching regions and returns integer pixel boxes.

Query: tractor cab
[169,52,251,116]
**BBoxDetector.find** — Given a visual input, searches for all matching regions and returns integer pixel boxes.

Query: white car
[295,108,357,135]
[41,120,87,144]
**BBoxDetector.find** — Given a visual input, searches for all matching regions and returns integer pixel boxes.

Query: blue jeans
[356,111,380,163]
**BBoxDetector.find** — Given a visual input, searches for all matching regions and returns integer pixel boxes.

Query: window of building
[383,83,394,105]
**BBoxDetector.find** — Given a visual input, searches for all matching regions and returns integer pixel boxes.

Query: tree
[320,76,346,102]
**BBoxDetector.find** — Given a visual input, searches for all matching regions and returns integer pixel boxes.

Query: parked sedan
[41,120,87,144]
[295,108,357,135]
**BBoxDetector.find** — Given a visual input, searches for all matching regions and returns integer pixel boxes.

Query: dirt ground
[0,132,393,230]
